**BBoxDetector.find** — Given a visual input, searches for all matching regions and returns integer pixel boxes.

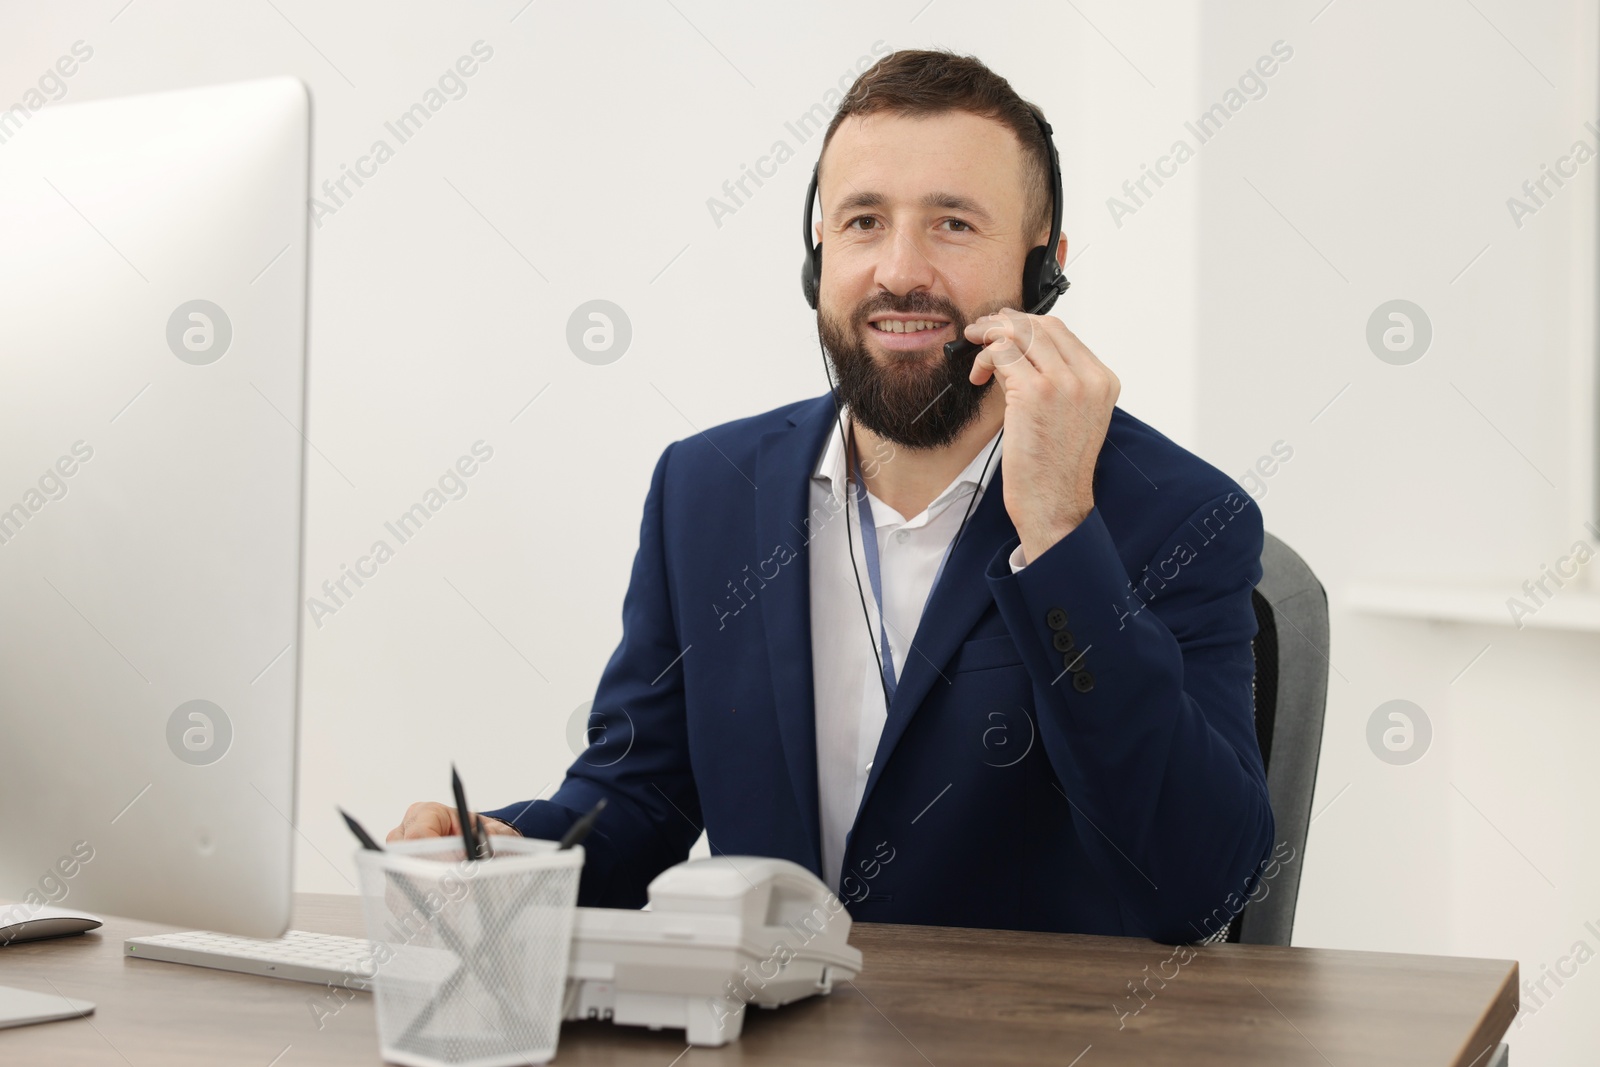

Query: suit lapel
[855,458,1016,819]
[753,397,835,876]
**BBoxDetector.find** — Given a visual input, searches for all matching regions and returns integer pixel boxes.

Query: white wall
[1193,2,1600,1064]
[8,0,1593,1061]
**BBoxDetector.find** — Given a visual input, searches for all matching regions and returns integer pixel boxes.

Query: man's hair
[819,48,1054,245]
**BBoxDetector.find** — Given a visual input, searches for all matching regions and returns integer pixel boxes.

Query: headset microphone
[941,277,1069,362]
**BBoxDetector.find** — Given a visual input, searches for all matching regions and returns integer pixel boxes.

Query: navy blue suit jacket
[485,394,1274,942]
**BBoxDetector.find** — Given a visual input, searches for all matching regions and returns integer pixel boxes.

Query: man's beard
[818,289,1015,450]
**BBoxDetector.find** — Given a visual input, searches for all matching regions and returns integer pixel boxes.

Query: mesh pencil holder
[355,836,583,1067]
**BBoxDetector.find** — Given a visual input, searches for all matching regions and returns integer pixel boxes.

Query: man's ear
[815,221,823,246]
[1054,231,1068,270]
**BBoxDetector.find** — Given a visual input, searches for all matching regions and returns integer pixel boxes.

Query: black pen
[558,798,607,850]
[339,807,384,852]
[451,763,492,860]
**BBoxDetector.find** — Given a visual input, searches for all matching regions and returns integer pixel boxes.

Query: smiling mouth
[869,319,948,334]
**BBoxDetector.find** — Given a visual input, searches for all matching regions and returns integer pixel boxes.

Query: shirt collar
[812,405,1003,523]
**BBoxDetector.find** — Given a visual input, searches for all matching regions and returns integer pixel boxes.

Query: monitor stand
[0,985,95,1030]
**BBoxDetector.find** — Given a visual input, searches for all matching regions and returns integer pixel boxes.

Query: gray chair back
[1230,531,1329,946]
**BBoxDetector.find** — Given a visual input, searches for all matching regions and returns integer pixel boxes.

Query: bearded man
[392,48,1273,943]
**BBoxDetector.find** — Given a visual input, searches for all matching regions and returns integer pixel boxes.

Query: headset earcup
[801,244,821,310]
[1021,245,1057,313]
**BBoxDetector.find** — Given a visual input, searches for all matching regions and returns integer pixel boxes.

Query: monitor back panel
[0,76,311,937]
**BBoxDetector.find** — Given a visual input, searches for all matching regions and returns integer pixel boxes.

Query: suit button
[1046,608,1068,630]
[1061,649,1084,672]
[1052,630,1075,652]
[1072,670,1095,693]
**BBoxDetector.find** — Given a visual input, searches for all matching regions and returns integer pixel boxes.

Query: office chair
[1228,532,1330,947]
[1217,540,1510,1065]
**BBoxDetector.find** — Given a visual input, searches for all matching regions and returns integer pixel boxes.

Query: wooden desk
[0,893,1516,1066]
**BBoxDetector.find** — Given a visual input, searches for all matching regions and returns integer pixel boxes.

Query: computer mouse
[0,904,103,946]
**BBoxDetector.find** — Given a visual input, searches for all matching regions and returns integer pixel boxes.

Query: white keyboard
[125,929,377,990]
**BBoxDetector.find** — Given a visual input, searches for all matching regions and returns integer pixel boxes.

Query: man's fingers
[385,801,458,843]
[1035,315,1111,380]
[969,339,1020,385]
[384,803,522,843]
[967,311,1054,384]
[967,312,1118,407]
[1033,315,1120,403]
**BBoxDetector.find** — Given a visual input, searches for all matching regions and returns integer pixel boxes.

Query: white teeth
[874,319,942,334]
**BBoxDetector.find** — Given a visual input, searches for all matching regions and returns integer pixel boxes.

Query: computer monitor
[0,77,311,937]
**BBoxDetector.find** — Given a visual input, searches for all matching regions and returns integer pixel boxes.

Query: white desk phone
[118,854,863,1049]
[565,855,864,1046]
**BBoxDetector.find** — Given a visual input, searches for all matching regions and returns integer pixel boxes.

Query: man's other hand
[386,801,522,843]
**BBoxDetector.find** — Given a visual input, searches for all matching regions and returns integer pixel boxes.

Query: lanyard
[850,446,960,704]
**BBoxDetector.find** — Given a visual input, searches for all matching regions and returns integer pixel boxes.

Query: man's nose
[873,221,937,296]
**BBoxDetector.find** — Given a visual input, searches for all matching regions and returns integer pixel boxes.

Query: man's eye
[941,218,972,232]
[847,216,879,231]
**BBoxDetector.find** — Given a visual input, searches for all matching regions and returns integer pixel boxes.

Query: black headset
[800,104,1068,316]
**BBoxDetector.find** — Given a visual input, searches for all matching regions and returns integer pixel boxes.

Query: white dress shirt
[808,408,1031,892]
